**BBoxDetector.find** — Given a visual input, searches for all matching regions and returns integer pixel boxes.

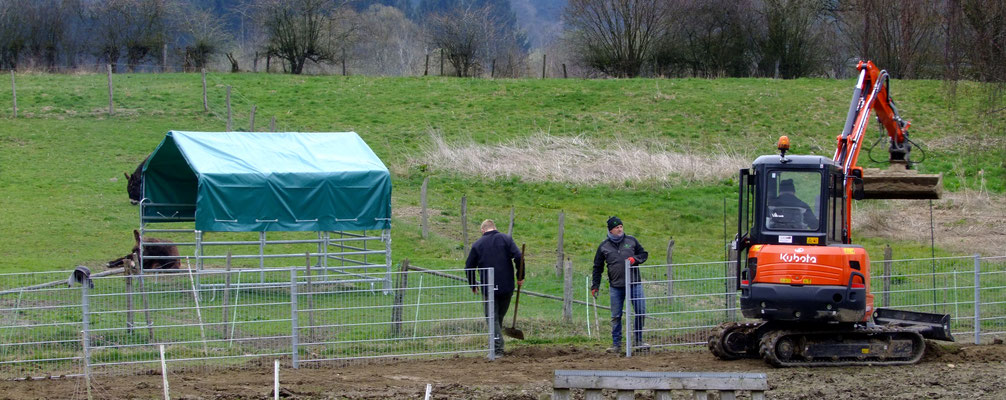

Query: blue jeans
[610,284,646,346]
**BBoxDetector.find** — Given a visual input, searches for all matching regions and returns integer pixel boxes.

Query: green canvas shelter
[141,131,391,232]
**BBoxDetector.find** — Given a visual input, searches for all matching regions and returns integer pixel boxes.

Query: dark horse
[107,230,180,270]
[125,155,149,205]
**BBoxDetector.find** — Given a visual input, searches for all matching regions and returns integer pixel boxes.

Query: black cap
[780,179,795,193]
[607,216,623,231]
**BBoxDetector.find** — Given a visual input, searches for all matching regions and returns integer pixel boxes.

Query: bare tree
[0,0,29,69]
[756,0,828,79]
[353,4,423,76]
[425,5,498,77]
[836,0,942,79]
[562,0,670,78]
[660,0,756,78]
[253,0,354,74]
[175,4,231,71]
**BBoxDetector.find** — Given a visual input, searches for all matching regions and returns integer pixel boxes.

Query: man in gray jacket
[591,216,649,352]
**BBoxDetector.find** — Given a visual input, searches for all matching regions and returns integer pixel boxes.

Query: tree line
[564,0,1004,82]
[0,0,1002,86]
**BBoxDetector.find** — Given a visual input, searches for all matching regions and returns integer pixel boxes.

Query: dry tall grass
[413,131,749,185]
[855,190,1006,256]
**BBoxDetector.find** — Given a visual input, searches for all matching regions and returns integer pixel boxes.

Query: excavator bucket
[861,165,942,200]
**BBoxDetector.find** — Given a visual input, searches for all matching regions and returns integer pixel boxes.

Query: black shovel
[503,283,525,340]
[503,244,526,340]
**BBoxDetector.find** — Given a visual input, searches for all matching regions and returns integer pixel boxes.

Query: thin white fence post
[975,254,981,345]
[273,359,280,400]
[160,344,170,400]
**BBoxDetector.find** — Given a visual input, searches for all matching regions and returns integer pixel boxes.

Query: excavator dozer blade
[861,167,942,200]
[874,307,954,341]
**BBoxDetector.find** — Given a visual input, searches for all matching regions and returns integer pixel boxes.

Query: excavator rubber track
[708,322,764,360]
[757,327,926,367]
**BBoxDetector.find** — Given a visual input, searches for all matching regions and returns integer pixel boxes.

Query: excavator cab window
[765,171,821,232]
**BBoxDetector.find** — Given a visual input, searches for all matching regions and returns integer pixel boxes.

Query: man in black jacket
[591,216,649,352]
[466,219,523,357]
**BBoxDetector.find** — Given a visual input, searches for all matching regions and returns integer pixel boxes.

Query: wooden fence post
[562,63,568,79]
[461,195,469,258]
[424,53,429,76]
[884,245,892,307]
[106,64,114,115]
[269,116,276,132]
[556,211,565,277]
[542,54,547,79]
[341,48,347,76]
[162,43,168,72]
[391,259,410,336]
[563,258,573,323]
[666,238,674,307]
[440,49,444,76]
[507,206,514,237]
[249,105,256,131]
[10,70,16,118]
[201,68,208,112]
[226,85,232,131]
[490,59,496,79]
[420,177,429,239]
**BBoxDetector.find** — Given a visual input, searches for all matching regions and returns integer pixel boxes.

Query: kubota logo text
[780,253,817,263]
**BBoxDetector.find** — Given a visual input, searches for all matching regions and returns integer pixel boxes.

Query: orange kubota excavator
[708,61,952,367]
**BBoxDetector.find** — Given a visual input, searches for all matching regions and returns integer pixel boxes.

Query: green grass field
[0,72,1002,312]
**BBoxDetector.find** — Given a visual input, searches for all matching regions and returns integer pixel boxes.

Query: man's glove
[591,288,598,297]
[627,256,636,265]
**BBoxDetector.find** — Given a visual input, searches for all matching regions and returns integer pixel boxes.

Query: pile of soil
[3,343,1006,399]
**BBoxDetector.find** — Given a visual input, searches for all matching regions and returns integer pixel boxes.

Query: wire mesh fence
[2,256,1006,377]
[0,266,494,379]
[625,255,1006,356]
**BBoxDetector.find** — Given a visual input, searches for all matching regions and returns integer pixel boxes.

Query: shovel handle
[511,282,521,329]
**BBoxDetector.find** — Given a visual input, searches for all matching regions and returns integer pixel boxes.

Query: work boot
[606,344,621,354]
[636,342,651,352]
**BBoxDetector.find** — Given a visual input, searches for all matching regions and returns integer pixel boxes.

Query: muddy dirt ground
[3,343,1006,399]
